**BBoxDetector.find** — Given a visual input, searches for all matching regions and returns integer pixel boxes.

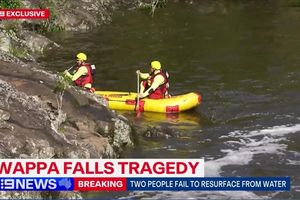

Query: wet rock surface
[0,0,136,64]
[0,24,57,62]
[0,60,133,198]
[0,60,133,159]
[0,0,155,198]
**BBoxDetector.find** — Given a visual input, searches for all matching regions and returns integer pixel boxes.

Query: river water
[39,0,300,199]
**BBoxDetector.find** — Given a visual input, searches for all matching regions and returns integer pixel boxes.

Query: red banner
[74,177,127,191]
[0,9,50,19]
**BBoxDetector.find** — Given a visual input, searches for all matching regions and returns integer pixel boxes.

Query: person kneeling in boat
[136,60,170,99]
[64,52,95,93]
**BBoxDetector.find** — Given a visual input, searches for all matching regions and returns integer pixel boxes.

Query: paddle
[136,71,140,112]
[66,64,77,72]
[134,70,143,118]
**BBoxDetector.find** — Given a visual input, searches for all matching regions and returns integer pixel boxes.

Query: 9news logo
[0,178,73,191]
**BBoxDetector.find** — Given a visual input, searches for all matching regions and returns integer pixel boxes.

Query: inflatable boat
[95,91,201,113]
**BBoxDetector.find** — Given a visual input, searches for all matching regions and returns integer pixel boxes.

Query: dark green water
[40,1,300,199]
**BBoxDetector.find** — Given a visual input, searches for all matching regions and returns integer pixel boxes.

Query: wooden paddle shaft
[137,72,140,110]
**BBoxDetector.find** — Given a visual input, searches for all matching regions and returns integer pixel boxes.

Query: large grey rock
[0,31,11,52]
[0,62,134,159]
[0,109,10,121]
[20,139,56,159]
[0,49,25,65]
[112,117,133,151]
[0,0,148,199]
[0,80,68,160]
[19,30,60,54]
[0,121,14,130]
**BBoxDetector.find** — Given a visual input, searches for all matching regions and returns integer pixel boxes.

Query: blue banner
[127,177,290,191]
[0,177,290,191]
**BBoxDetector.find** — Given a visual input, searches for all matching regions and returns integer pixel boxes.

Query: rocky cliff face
[0,0,140,61]
[22,0,117,31]
[0,59,134,157]
[0,59,134,198]
[0,0,157,198]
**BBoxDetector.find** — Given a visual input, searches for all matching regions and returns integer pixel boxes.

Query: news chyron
[0,159,290,191]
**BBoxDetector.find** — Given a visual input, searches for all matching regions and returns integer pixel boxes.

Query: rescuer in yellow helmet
[136,60,170,99]
[64,52,95,93]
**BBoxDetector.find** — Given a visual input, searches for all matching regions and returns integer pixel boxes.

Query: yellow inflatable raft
[95,91,202,113]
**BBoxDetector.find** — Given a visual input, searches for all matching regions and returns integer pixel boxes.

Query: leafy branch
[0,0,22,9]
[54,73,72,111]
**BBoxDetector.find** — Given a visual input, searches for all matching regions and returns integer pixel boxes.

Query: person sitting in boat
[136,60,170,99]
[64,52,95,93]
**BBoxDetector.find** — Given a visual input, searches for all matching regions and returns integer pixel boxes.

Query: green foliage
[9,46,28,59]
[2,21,20,33]
[37,0,65,33]
[54,72,73,94]
[54,73,73,110]
[39,7,64,33]
[139,0,168,16]
[58,126,65,133]
[0,0,22,9]
[289,0,300,6]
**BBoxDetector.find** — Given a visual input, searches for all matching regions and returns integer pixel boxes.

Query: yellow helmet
[76,52,87,61]
[151,61,161,70]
